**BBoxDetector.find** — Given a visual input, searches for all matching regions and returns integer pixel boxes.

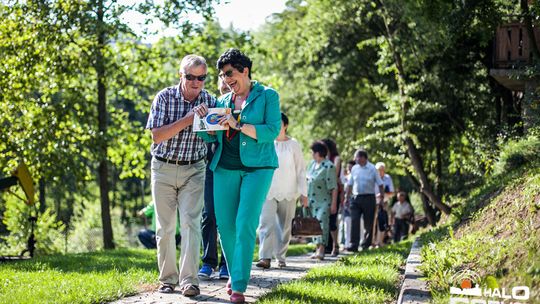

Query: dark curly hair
[217,48,253,79]
[310,140,328,158]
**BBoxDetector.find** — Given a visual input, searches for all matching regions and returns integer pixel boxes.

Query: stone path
[112,254,341,304]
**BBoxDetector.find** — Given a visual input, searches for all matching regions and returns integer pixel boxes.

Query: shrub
[67,198,129,253]
[493,134,540,175]
[0,195,65,256]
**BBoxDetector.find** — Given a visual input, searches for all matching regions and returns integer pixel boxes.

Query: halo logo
[449,270,530,303]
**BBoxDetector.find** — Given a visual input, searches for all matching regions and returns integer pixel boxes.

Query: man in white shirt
[343,149,384,251]
[391,191,413,242]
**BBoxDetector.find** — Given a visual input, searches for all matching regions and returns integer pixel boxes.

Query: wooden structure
[491,22,540,91]
[490,22,540,131]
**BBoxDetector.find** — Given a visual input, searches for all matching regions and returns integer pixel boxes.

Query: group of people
[144,48,414,304]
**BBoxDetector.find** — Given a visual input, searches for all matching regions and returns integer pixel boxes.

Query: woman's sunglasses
[218,70,234,79]
[184,74,207,81]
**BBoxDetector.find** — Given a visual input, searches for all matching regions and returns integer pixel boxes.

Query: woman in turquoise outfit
[306,141,337,260]
[197,49,280,303]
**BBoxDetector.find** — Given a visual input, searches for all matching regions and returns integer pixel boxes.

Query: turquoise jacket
[198,81,281,171]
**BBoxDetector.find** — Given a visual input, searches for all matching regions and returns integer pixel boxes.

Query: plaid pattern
[146,84,216,161]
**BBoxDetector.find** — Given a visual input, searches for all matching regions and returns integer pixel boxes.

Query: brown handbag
[291,207,323,237]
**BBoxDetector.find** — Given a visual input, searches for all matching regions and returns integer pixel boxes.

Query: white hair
[375,162,385,169]
[179,54,207,74]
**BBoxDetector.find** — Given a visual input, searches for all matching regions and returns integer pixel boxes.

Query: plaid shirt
[146,84,216,161]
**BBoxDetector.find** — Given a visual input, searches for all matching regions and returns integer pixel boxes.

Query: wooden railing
[494,22,540,68]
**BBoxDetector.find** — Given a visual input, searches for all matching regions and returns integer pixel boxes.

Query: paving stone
[397,239,432,304]
[111,254,341,304]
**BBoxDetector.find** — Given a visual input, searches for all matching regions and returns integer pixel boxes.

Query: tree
[254,0,517,220]
[0,0,216,249]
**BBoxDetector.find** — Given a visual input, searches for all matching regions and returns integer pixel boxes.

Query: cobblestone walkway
[111,254,340,304]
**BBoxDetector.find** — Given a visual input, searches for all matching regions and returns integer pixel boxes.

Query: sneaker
[181,284,200,297]
[219,265,229,280]
[277,261,286,268]
[198,264,213,280]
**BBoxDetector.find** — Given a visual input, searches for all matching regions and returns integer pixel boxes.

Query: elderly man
[146,54,215,297]
[375,162,395,201]
[343,149,384,251]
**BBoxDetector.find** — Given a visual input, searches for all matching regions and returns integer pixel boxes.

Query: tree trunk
[379,0,451,214]
[405,138,451,214]
[435,138,442,196]
[421,193,437,226]
[39,178,46,214]
[96,0,114,249]
[407,172,438,226]
[521,0,540,59]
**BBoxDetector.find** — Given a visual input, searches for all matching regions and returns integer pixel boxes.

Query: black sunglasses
[184,74,207,81]
[218,70,234,78]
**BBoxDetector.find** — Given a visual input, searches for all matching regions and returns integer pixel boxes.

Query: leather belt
[154,156,204,165]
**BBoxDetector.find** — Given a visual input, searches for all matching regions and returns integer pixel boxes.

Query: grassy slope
[258,240,412,304]
[419,166,540,303]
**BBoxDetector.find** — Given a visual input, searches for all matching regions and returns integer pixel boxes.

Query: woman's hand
[218,113,240,130]
[301,195,308,208]
[330,202,337,215]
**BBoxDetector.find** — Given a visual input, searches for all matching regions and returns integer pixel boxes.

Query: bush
[67,198,129,253]
[0,195,65,256]
[493,134,540,175]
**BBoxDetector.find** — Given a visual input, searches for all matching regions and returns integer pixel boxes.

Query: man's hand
[193,103,208,117]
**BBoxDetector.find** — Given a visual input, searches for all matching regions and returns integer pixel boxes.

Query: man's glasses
[184,74,207,81]
[218,70,234,79]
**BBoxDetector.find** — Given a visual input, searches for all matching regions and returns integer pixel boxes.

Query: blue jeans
[138,229,181,249]
[201,166,227,268]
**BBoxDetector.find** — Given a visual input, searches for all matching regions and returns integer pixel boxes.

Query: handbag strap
[301,206,314,218]
[294,203,313,218]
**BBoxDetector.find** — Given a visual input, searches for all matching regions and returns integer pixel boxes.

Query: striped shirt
[146,84,216,161]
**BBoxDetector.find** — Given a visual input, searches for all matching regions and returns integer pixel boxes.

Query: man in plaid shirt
[146,54,216,297]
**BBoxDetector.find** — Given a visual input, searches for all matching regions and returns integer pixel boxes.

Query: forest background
[0,0,538,253]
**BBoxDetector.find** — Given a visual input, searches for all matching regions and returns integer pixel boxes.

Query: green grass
[0,249,156,304]
[0,243,316,304]
[252,243,316,261]
[257,240,412,304]
[418,166,540,303]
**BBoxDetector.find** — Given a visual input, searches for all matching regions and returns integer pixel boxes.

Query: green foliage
[258,240,412,304]
[493,134,540,175]
[0,196,65,256]
[67,196,129,253]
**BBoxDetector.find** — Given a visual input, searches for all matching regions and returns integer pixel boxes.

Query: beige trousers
[258,198,296,262]
[151,157,205,287]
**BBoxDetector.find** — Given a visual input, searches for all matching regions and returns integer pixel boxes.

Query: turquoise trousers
[213,166,274,293]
